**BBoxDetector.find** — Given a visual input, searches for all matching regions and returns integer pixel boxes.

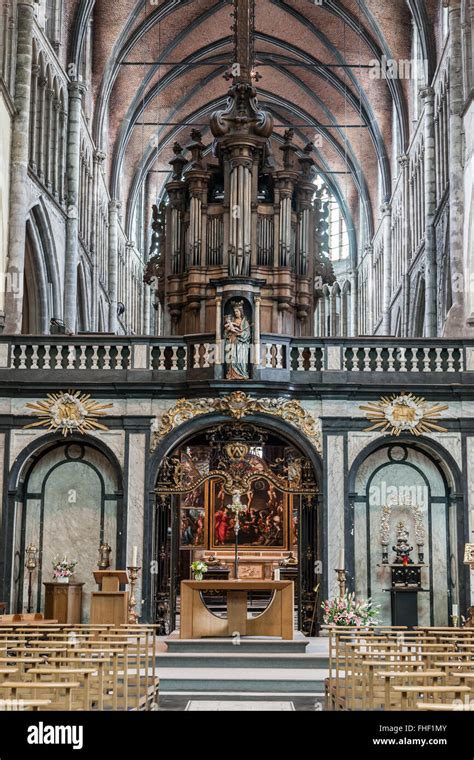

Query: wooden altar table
[180,580,294,640]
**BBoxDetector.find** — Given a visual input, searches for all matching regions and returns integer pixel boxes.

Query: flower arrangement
[52,556,77,581]
[322,591,379,627]
[191,560,208,581]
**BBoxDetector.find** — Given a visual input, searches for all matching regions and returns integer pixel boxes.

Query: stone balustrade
[0,335,468,380]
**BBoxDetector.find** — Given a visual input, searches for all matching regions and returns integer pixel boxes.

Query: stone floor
[157,695,324,711]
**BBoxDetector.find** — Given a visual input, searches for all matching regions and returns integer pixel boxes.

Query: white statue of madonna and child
[223,300,251,380]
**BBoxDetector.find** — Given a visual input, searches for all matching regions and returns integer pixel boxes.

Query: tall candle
[132,545,138,567]
[452,604,459,617]
[338,548,345,570]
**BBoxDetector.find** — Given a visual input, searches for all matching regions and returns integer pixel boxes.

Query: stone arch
[0,432,125,613]
[347,435,468,625]
[142,409,323,623]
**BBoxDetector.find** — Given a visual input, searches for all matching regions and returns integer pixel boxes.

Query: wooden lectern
[90,570,129,625]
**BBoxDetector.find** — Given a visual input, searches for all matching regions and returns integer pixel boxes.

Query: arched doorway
[2,436,124,621]
[150,421,320,636]
[348,439,467,626]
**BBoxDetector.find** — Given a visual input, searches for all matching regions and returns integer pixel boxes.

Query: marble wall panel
[126,433,146,618]
[326,435,345,599]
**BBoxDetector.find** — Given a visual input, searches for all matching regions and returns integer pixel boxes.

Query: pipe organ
[144,0,334,349]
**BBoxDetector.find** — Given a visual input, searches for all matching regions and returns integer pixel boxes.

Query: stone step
[155,666,329,694]
[156,652,329,669]
[165,634,310,655]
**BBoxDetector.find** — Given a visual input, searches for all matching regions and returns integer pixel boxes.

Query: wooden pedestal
[90,570,129,626]
[43,582,84,624]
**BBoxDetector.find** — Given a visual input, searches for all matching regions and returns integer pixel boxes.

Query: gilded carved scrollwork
[151,391,322,454]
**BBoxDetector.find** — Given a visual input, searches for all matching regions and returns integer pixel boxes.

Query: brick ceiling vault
[67,0,440,253]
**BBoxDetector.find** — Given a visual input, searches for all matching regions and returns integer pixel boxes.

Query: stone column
[4,1,35,334]
[421,87,438,337]
[399,154,411,336]
[90,151,105,331]
[445,0,465,335]
[381,204,392,335]
[253,295,261,366]
[349,267,358,337]
[107,200,120,333]
[215,295,222,365]
[143,282,151,336]
[63,81,86,332]
[29,62,39,173]
[365,244,374,335]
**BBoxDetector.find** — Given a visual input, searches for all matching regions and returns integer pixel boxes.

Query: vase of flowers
[322,591,379,627]
[191,560,208,581]
[52,556,78,584]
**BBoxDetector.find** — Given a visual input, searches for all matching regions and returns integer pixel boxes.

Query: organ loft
[145,0,334,379]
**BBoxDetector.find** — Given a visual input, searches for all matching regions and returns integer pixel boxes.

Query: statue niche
[223,299,252,380]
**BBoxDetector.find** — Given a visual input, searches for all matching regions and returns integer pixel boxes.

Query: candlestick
[127,565,141,624]
[132,545,138,567]
[25,544,38,615]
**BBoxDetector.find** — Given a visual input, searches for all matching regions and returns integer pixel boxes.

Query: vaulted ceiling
[64,0,443,252]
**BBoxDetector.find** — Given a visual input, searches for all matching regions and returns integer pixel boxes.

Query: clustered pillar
[63,81,86,332]
[4,1,35,334]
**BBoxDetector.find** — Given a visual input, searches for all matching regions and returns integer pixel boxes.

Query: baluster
[79,345,87,370]
[423,347,431,372]
[446,347,455,372]
[350,347,360,372]
[265,343,272,368]
[308,347,317,371]
[171,346,179,370]
[66,345,76,369]
[91,346,99,370]
[158,347,166,371]
[54,346,63,370]
[10,345,17,369]
[18,345,27,370]
[434,347,443,372]
[387,347,395,372]
[30,345,39,370]
[193,344,201,369]
[276,344,283,369]
[398,347,407,372]
[42,344,51,369]
[375,347,383,371]
[363,347,371,372]
[410,348,419,372]
[103,345,111,370]
[459,349,464,372]
[296,346,305,371]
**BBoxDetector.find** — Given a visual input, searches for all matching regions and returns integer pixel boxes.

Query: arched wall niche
[1,434,125,621]
[348,437,467,626]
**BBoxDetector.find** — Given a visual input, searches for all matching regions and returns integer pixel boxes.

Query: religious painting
[179,483,208,549]
[210,477,289,550]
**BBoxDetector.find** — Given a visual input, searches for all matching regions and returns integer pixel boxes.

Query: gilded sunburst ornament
[24,391,112,437]
[360,393,448,437]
